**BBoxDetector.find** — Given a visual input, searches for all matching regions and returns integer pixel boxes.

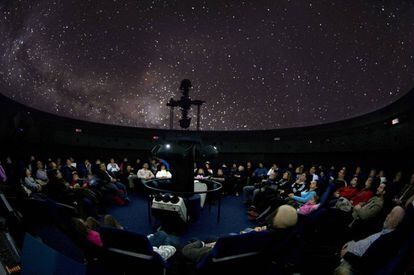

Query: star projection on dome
[1,1,414,130]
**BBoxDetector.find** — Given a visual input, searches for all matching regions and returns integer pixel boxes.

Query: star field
[1,0,414,130]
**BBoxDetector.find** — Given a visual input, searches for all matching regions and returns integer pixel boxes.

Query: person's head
[36,161,43,170]
[110,158,115,164]
[143,163,149,169]
[247,162,252,168]
[410,173,414,185]
[383,206,405,230]
[136,158,141,164]
[160,165,166,171]
[104,215,123,230]
[72,173,79,181]
[123,157,128,162]
[394,171,402,182]
[272,163,278,169]
[197,168,205,175]
[238,165,245,171]
[309,166,316,174]
[25,168,31,177]
[299,173,307,182]
[376,183,386,197]
[49,162,57,170]
[72,218,89,237]
[355,166,362,174]
[369,169,377,177]
[273,205,298,229]
[365,177,373,189]
[99,163,106,171]
[126,165,132,172]
[217,168,224,176]
[232,163,237,168]
[338,169,346,180]
[151,159,157,164]
[258,162,264,168]
[309,180,319,190]
[30,155,35,161]
[205,162,211,169]
[311,194,320,204]
[85,159,90,165]
[282,171,292,181]
[48,169,63,180]
[66,158,72,166]
[350,177,358,188]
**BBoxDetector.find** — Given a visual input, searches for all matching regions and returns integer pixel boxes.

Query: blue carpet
[108,193,255,243]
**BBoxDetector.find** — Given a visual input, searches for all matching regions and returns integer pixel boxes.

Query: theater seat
[196,231,273,274]
[99,227,167,275]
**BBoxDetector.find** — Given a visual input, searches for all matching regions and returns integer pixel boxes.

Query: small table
[142,179,223,224]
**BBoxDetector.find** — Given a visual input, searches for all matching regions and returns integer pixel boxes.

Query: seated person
[288,180,319,207]
[393,173,414,206]
[298,194,320,215]
[335,206,405,275]
[106,158,121,175]
[335,177,359,200]
[243,172,277,206]
[252,162,268,182]
[350,183,386,225]
[156,165,172,180]
[23,168,43,192]
[348,177,375,206]
[61,159,78,183]
[290,173,308,196]
[182,204,298,263]
[137,163,155,184]
[35,161,48,184]
[95,163,129,205]
[333,177,375,211]
[195,168,208,180]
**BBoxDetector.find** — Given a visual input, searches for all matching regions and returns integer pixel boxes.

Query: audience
[2,154,413,274]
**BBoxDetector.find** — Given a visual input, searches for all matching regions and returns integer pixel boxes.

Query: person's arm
[24,177,40,191]
[293,191,315,203]
[153,245,176,261]
[137,169,144,178]
[166,171,172,179]
[353,200,383,220]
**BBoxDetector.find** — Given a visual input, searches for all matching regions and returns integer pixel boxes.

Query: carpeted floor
[108,193,255,244]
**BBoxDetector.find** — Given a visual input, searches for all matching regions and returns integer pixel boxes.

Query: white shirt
[137,169,154,179]
[346,228,393,256]
[156,169,172,179]
[107,163,120,173]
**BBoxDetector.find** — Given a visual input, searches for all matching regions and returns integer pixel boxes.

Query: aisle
[108,193,254,243]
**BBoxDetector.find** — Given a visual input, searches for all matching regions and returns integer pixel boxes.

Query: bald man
[335,206,406,275]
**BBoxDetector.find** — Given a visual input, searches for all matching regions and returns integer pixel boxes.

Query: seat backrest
[197,231,273,273]
[318,183,336,207]
[100,227,154,255]
[99,227,166,275]
[22,233,86,275]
